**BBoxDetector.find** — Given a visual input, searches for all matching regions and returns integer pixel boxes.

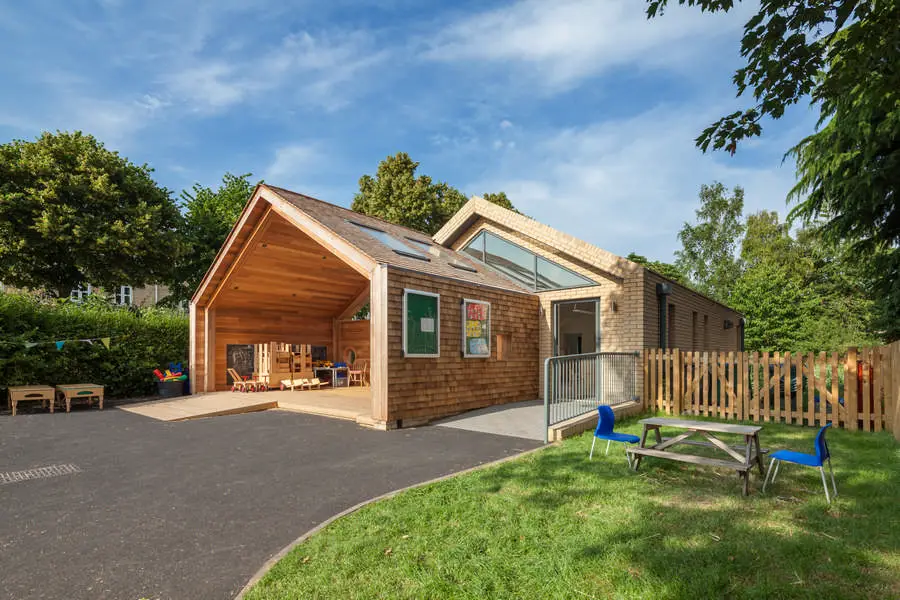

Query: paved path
[0,409,540,600]
[435,399,545,440]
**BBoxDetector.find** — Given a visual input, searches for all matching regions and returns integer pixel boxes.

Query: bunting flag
[0,336,118,349]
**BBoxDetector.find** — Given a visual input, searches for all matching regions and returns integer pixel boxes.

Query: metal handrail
[544,351,639,443]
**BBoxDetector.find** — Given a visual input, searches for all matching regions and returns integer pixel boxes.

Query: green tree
[352,153,518,234]
[167,173,257,304]
[675,182,745,303]
[627,252,688,286]
[0,131,181,297]
[481,191,516,211]
[731,260,813,352]
[647,0,900,339]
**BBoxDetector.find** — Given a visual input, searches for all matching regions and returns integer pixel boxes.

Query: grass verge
[247,415,900,599]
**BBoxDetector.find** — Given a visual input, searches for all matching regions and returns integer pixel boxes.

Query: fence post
[673,349,683,415]
[846,348,858,432]
[892,342,900,441]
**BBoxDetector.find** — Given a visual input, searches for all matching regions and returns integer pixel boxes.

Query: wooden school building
[190,184,742,429]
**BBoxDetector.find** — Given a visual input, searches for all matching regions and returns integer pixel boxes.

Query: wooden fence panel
[773,351,781,424]
[862,347,871,432]
[873,347,883,432]
[640,346,898,434]
[830,352,839,429]
[847,348,858,431]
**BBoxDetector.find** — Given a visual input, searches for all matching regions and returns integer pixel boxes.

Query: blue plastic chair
[762,424,837,503]
[589,405,640,466]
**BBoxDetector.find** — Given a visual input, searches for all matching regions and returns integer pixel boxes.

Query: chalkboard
[462,299,491,358]
[404,290,439,356]
[226,345,254,383]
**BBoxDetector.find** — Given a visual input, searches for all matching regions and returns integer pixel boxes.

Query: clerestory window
[461,230,596,291]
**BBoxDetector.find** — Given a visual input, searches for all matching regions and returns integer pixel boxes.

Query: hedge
[0,292,189,399]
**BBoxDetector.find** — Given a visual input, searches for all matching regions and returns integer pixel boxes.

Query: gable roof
[433,197,640,283]
[257,186,533,293]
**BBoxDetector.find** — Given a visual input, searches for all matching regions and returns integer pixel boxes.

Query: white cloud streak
[427,0,748,93]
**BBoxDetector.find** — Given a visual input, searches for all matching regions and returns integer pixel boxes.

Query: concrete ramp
[434,399,544,441]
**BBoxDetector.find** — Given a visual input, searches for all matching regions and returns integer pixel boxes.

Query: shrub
[0,292,188,398]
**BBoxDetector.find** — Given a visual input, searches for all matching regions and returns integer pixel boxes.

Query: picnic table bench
[628,417,767,496]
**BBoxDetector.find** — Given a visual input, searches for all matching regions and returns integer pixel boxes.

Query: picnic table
[7,385,56,416]
[628,417,766,496]
[55,384,104,412]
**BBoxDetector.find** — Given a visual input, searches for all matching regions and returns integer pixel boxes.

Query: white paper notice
[420,317,435,333]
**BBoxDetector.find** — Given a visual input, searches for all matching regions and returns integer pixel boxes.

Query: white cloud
[465,103,799,261]
[427,0,748,93]
[264,143,319,184]
[499,119,513,129]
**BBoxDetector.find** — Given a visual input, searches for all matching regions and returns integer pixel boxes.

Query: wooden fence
[643,342,900,438]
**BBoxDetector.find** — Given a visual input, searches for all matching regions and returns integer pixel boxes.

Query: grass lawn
[247,415,900,600]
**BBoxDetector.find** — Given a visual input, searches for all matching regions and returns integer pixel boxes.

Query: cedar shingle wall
[386,269,540,423]
[642,270,742,351]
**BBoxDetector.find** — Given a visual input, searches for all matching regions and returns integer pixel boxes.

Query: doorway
[553,299,601,356]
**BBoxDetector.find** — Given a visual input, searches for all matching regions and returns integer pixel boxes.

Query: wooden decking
[120,387,371,423]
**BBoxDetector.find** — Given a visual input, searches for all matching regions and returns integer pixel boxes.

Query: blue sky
[0,0,815,261]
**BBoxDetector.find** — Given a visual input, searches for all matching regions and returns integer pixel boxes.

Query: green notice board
[404,290,439,356]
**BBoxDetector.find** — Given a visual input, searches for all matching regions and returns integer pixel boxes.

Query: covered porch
[190,187,385,423]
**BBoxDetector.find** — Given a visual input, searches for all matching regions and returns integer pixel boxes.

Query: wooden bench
[628,447,753,471]
[659,437,769,455]
[55,384,104,412]
[7,385,56,415]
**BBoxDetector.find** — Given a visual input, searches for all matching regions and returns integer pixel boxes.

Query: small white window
[115,286,133,306]
[70,284,92,302]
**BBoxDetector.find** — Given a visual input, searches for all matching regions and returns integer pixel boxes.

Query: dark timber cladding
[386,268,540,424]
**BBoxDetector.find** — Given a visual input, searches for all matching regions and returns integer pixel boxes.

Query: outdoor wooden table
[7,385,56,416]
[628,417,766,496]
[55,384,104,413]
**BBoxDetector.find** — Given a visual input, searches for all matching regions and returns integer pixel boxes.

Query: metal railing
[544,351,639,442]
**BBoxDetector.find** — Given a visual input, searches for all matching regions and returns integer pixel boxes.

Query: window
[462,230,595,291]
[553,299,600,356]
[70,284,92,302]
[462,299,491,358]
[351,222,430,261]
[115,286,133,306]
[461,232,485,262]
[403,289,440,357]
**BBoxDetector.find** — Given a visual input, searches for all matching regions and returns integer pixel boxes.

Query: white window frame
[115,285,133,306]
[461,298,491,358]
[70,284,93,302]
[402,288,440,358]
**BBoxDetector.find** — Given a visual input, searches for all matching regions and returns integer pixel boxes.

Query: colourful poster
[462,299,490,357]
